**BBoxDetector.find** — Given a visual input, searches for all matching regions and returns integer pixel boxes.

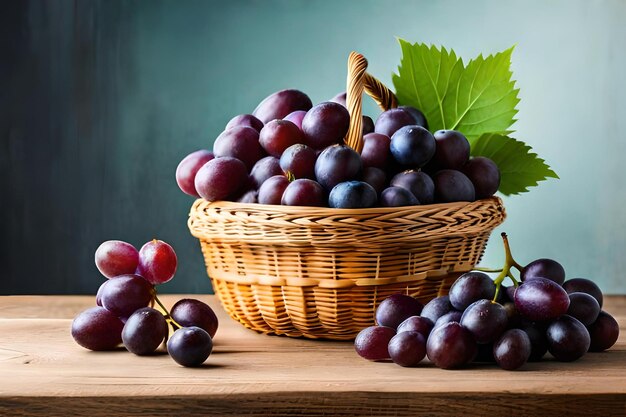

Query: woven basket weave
[188,52,506,340]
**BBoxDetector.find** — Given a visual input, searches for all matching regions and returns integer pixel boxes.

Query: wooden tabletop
[0,295,624,416]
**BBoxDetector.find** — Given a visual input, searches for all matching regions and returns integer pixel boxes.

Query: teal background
[2,0,625,294]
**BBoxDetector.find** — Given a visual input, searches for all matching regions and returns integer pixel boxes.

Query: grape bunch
[176,89,501,208]
[71,239,219,367]
[355,233,620,370]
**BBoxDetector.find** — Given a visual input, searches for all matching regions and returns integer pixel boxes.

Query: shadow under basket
[188,197,506,340]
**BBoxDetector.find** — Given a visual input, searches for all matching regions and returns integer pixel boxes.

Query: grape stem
[152,290,183,330]
[491,232,523,303]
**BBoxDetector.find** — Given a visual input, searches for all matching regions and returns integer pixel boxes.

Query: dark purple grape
[236,189,258,203]
[421,295,454,324]
[213,126,264,170]
[521,322,549,361]
[250,156,283,188]
[505,285,517,303]
[194,157,248,201]
[329,181,377,209]
[449,272,496,311]
[137,240,177,285]
[225,114,263,132]
[433,170,475,203]
[361,133,391,170]
[362,116,375,135]
[354,326,396,361]
[567,292,600,326]
[362,167,387,195]
[258,175,290,205]
[521,258,566,285]
[283,110,307,130]
[380,186,419,207]
[71,307,124,351]
[397,316,434,337]
[503,301,522,329]
[493,329,531,370]
[329,91,346,107]
[279,144,317,180]
[587,311,619,352]
[398,106,428,129]
[514,277,570,322]
[375,108,417,137]
[99,274,154,318]
[388,331,427,367]
[176,150,215,197]
[433,130,470,169]
[463,157,501,199]
[460,300,508,344]
[390,126,436,168]
[281,179,325,207]
[315,145,363,191]
[390,170,435,204]
[122,307,168,355]
[253,89,313,123]
[433,310,463,330]
[546,315,590,361]
[94,240,139,279]
[375,294,423,329]
[167,326,213,367]
[170,298,219,338]
[302,102,350,149]
[259,119,303,158]
[426,322,477,369]
[563,278,603,307]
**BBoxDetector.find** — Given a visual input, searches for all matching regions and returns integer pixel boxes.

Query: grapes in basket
[354,233,620,370]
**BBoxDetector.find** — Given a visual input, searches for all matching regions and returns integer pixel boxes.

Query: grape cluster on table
[176,89,501,208]
[71,239,219,367]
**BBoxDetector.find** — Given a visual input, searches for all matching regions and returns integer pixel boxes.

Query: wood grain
[0,295,625,416]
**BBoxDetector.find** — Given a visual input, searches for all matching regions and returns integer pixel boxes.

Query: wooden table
[0,295,624,416]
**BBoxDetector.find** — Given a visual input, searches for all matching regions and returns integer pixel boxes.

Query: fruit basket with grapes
[179,41,557,340]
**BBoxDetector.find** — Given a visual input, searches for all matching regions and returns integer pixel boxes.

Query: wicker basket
[188,52,506,340]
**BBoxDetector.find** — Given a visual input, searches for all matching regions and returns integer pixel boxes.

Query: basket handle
[344,52,398,153]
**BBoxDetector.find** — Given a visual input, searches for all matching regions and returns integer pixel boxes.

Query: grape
[194,157,248,201]
[279,144,317,180]
[329,91,346,107]
[281,179,325,207]
[236,189,258,203]
[433,130,470,169]
[362,116,375,135]
[213,126,264,170]
[567,292,600,326]
[354,326,396,361]
[474,342,496,363]
[374,108,417,137]
[421,295,454,324]
[433,310,463,330]
[380,186,419,207]
[252,89,313,123]
[225,114,263,132]
[546,315,590,361]
[398,106,428,129]
[448,272,495,311]
[588,311,619,352]
[122,307,168,355]
[314,145,362,191]
[460,300,508,343]
[397,316,433,337]
[283,110,307,130]
[463,157,501,199]
[71,306,124,351]
[390,171,435,204]
[388,331,427,367]
[94,240,139,279]
[520,322,549,361]
[514,277,570,322]
[175,150,215,197]
[502,301,522,329]
[99,274,154,318]
[433,170,476,203]
[426,322,477,369]
[137,240,177,285]
[504,285,517,303]
[362,167,387,195]
[258,119,303,158]
[390,126,436,168]
[302,102,350,149]
[328,181,377,209]
[170,298,219,338]
[361,133,391,169]
[563,278,603,307]
[258,175,290,205]
[167,326,213,367]
[521,258,566,285]
[375,294,423,329]
[493,329,531,370]
[250,156,283,188]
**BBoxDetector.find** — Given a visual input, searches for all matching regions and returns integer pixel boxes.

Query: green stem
[474,267,504,273]
[152,291,183,330]
[491,232,521,302]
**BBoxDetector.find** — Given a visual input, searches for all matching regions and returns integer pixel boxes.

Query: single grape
[362,167,387,195]
[375,294,423,329]
[281,179,325,207]
[563,278,603,307]
[493,329,531,370]
[398,106,428,129]
[167,326,213,367]
[236,189,258,203]
[170,298,219,338]
[361,133,391,170]
[71,306,124,351]
[250,156,283,188]
[283,110,307,130]
[396,316,434,338]
[587,311,619,352]
[520,322,549,361]
[390,126,436,168]
[546,315,590,361]
[362,116,375,135]
[433,170,475,203]
[380,186,419,207]
[354,326,396,361]
[175,150,215,197]
[314,144,363,191]
[279,144,317,180]
[463,157,501,199]
[433,130,470,170]
[225,114,263,132]
[420,295,454,324]
[388,331,427,367]
[137,240,177,285]
[259,119,303,158]
[258,175,290,205]
[567,292,600,326]
[213,126,264,170]
[94,240,139,279]
[122,307,169,355]
[252,89,313,123]
[426,322,477,369]
[514,277,570,322]
[302,102,350,149]
[194,157,248,201]
[328,181,377,209]
[375,108,417,138]
[329,91,346,107]
[460,299,508,344]
[521,258,566,285]
[99,274,154,318]
[433,310,463,330]
[448,272,496,311]
[390,171,435,204]
[502,301,522,329]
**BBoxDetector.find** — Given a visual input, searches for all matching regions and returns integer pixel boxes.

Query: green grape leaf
[471,133,559,196]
